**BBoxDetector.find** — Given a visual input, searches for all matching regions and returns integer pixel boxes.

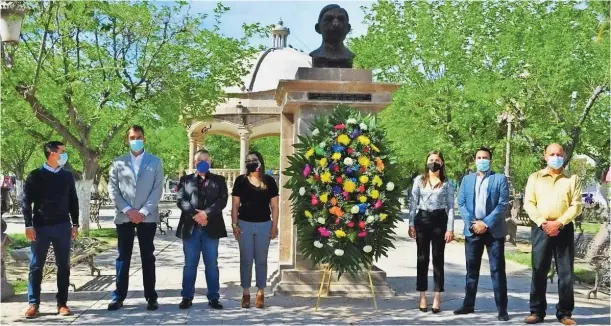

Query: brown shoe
[24,304,39,319]
[241,294,251,308]
[57,305,72,316]
[255,292,264,309]
[559,317,577,325]
[524,314,544,324]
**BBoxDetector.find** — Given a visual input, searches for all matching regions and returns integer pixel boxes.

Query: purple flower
[333,186,342,194]
[350,129,361,139]
[345,167,354,175]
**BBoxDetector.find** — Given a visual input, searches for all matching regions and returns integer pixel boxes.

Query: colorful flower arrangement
[284,106,400,277]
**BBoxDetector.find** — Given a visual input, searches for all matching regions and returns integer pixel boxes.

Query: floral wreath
[284,106,400,277]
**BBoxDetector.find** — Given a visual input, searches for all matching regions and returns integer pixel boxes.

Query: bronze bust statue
[309,4,354,68]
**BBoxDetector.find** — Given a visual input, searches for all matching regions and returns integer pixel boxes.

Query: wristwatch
[232,222,239,229]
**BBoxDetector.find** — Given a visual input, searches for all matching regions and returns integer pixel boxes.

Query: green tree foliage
[351,1,610,190]
[251,136,280,170]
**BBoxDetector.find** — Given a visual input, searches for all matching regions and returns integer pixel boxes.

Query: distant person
[22,141,79,319]
[231,151,279,309]
[454,147,509,321]
[523,143,582,325]
[107,125,164,311]
[408,150,454,313]
[175,149,228,310]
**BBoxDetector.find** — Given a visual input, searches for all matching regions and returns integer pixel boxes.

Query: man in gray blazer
[107,125,164,311]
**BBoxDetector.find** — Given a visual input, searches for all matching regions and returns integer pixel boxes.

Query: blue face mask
[547,156,564,170]
[57,153,68,166]
[196,160,210,174]
[475,159,490,172]
[129,139,144,152]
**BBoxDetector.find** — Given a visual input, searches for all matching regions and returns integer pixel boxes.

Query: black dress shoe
[432,307,441,314]
[146,299,159,311]
[178,298,192,309]
[107,301,123,311]
[453,306,475,315]
[418,306,428,312]
[208,299,223,310]
[498,313,510,321]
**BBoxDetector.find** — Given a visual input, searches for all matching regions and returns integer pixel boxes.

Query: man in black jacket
[176,149,228,310]
[21,141,79,319]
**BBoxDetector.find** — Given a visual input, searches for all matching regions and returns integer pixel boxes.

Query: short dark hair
[318,4,349,23]
[475,147,492,160]
[194,149,210,158]
[126,125,145,137]
[43,141,65,159]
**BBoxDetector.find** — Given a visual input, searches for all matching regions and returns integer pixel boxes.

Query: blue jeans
[28,221,72,305]
[112,222,158,302]
[463,231,508,313]
[238,220,272,289]
[181,226,220,301]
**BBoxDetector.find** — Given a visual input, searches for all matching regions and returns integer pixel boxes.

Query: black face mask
[246,162,260,173]
[427,162,442,172]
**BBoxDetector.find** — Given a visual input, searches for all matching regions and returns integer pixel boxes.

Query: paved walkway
[1,208,609,325]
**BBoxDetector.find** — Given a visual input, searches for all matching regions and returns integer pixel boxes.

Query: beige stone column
[188,137,196,172]
[238,128,250,175]
[278,112,295,266]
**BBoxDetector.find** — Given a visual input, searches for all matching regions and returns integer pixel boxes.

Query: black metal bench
[157,209,172,235]
[587,240,610,299]
[89,199,103,229]
[43,237,102,291]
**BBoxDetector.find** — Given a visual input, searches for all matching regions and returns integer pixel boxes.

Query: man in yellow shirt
[523,143,582,325]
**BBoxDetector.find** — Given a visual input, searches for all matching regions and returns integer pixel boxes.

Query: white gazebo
[186,21,311,185]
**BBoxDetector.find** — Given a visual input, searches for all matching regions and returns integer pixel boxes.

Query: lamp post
[0,0,27,69]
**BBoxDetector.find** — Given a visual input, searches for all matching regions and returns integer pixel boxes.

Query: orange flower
[330,197,338,206]
[328,206,344,217]
[375,157,385,172]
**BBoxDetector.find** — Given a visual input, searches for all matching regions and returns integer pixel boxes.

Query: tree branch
[536,83,563,124]
[32,1,56,91]
[98,114,131,154]
[565,85,605,164]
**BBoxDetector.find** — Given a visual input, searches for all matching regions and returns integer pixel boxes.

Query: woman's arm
[408,177,421,227]
[446,183,455,232]
[271,196,279,227]
[231,196,240,226]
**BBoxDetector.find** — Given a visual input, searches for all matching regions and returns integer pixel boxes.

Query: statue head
[315,4,351,43]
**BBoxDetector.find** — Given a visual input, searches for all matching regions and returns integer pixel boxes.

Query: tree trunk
[15,180,24,203]
[76,178,94,235]
[586,222,610,261]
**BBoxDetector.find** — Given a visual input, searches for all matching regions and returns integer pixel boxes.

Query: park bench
[89,198,103,229]
[586,240,610,299]
[157,209,172,235]
[43,237,102,292]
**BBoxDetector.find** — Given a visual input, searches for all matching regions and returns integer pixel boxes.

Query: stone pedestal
[270,68,400,297]
[1,222,15,301]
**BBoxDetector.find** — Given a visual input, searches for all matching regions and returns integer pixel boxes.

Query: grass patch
[6,233,30,251]
[580,223,601,235]
[505,251,598,285]
[10,279,27,294]
[506,251,532,267]
[86,228,116,239]
[575,268,596,284]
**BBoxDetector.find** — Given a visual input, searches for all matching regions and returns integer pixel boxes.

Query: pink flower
[347,221,355,228]
[318,227,331,237]
[342,191,349,200]
[358,230,367,238]
[334,124,346,130]
[335,218,341,225]
[347,148,354,155]
[303,164,311,177]
[311,194,319,206]
[374,200,383,209]
[358,221,366,229]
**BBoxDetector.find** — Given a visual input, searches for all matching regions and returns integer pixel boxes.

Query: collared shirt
[408,175,455,231]
[197,174,209,210]
[524,168,583,226]
[43,163,62,173]
[130,150,145,177]
[474,174,489,220]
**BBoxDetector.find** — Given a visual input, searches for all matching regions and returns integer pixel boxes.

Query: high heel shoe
[431,307,441,313]
[419,306,428,312]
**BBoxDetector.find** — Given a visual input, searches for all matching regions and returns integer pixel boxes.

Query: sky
[186,0,376,52]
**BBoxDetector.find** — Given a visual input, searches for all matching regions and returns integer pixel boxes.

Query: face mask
[196,160,210,174]
[129,139,144,152]
[57,153,68,166]
[427,162,442,172]
[246,162,260,173]
[475,159,490,172]
[547,156,564,170]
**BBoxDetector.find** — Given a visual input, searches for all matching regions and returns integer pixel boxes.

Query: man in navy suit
[454,147,510,321]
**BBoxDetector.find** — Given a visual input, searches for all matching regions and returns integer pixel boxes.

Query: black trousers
[415,209,447,292]
[530,223,574,320]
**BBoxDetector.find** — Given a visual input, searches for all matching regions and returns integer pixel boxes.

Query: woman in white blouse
[408,150,455,313]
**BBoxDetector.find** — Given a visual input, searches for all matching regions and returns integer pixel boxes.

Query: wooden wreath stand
[314,264,378,311]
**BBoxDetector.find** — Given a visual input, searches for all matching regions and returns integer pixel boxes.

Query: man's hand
[444,231,454,243]
[25,228,36,241]
[270,224,278,240]
[71,226,78,240]
[193,210,208,226]
[472,221,487,235]
[408,226,416,239]
[126,209,143,224]
[541,220,561,237]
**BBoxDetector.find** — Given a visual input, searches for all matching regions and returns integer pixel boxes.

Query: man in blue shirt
[455,147,510,321]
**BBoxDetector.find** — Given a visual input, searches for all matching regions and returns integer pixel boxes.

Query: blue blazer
[458,170,509,239]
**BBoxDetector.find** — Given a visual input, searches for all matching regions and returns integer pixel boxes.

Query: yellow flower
[320,171,332,183]
[371,144,380,152]
[337,134,351,146]
[359,195,368,203]
[335,229,347,238]
[319,157,328,167]
[305,211,313,219]
[371,175,383,187]
[343,180,356,193]
[371,190,380,199]
[305,148,314,159]
[357,135,371,146]
[332,152,342,161]
[379,213,388,221]
[359,175,369,184]
[320,193,329,203]
[358,156,370,167]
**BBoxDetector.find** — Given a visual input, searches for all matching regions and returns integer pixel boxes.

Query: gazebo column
[188,137,196,172]
[238,127,250,175]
